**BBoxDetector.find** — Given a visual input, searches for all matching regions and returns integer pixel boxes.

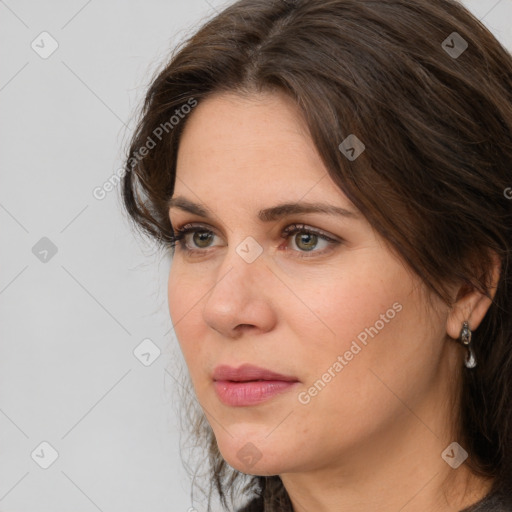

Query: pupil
[194,232,212,247]
[297,233,316,251]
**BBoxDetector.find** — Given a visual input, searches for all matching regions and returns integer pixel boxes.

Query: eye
[168,223,222,254]
[280,223,339,257]
[168,222,341,258]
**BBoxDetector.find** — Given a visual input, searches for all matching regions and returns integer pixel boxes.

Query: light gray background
[1,1,511,511]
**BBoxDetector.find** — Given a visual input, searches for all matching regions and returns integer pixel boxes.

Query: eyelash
[167,223,341,258]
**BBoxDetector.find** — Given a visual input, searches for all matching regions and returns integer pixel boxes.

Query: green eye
[192,231,214,248]
[169,222,341,258]
[293,232,318,251]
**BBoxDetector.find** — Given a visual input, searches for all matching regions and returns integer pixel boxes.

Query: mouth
[212,364,300,407]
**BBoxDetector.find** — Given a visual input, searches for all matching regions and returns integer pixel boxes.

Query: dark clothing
[461,488,512,511]
[237,488,512,511]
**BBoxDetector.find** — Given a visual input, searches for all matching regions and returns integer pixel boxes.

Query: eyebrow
[167,196,359,222]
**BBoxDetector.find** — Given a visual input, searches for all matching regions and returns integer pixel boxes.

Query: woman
[121,0,512,510]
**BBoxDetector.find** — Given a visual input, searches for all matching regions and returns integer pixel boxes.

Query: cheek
[167,262,219,389]
[291,257,429,405]
[292,262,407,355]
[295,267,443,420]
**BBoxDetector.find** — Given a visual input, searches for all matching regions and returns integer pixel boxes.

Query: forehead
[175,91,334,198]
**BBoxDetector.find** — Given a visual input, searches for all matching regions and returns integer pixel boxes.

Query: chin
[214,430,294,476]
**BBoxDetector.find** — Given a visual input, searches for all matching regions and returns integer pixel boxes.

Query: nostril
[236,324,255,330]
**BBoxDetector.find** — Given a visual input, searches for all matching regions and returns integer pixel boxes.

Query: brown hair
[121,0,512,509]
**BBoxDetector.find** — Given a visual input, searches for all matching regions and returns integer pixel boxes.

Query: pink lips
[212,364,299,406]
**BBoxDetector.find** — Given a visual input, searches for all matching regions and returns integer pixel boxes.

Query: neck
[280,357,494,512]
[281,426,493,512]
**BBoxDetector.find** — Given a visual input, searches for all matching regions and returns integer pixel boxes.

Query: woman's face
[168,90,454,476]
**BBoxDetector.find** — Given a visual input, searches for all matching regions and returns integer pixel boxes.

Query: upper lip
[212,364,299,382]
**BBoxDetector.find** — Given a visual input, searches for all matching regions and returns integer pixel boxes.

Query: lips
[212,364,300,406]
[212,364,298,382]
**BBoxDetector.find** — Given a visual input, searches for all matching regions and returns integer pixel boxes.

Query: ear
[446,250,501,339]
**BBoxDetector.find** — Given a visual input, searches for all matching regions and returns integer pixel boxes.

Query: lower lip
[213,380,299,406]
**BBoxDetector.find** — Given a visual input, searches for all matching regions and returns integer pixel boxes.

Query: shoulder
[461,488,512,512]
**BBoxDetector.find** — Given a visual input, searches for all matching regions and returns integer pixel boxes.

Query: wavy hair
[120,0,512,510]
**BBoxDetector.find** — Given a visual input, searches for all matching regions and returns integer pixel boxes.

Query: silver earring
[459,320,476,369]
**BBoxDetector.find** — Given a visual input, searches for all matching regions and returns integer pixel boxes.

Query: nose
[201,245,277,339]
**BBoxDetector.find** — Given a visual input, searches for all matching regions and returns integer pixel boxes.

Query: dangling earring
[459,320,476,368]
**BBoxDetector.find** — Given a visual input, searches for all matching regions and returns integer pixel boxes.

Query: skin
[167,90,499,512]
